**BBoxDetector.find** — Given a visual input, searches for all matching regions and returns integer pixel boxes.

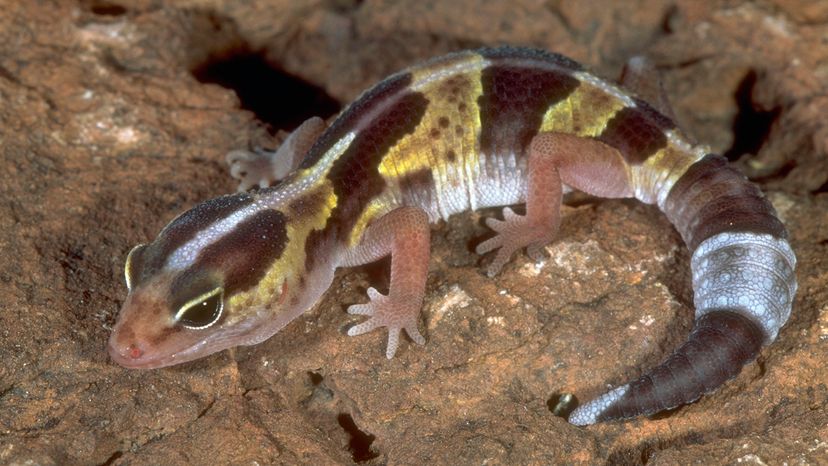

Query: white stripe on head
[166,132,357,270]
[165,200,264,270]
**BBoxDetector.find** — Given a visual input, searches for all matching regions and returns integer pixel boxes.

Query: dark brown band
[594,310,766,422]
[663,154,787,251]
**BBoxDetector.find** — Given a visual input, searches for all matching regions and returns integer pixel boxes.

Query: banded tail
[570,154,796,425]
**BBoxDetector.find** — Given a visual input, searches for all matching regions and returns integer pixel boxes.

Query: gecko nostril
[108,333,148,364]
[128,344,144,359]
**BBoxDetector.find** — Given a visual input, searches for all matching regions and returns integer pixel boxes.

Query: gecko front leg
[340,207,430,359]
[477,132,636,276]
[226,116,326,191]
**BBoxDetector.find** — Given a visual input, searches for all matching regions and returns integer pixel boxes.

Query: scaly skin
[109,46,796,425]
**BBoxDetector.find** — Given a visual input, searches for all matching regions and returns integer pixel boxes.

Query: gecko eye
[124,244,148,291]
[175,287,224,330]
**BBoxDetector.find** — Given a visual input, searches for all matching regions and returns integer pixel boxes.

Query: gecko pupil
[177,289,224,329]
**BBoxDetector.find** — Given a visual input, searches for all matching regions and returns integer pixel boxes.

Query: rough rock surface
[1,1,827,464]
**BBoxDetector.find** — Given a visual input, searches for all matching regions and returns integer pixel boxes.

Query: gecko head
[108,267,236,369]
[108,192,300,369]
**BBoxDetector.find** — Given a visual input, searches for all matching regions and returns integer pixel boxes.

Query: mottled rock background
[1,1,827,464]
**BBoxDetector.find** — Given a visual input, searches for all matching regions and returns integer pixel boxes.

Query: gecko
[108,46,797,425]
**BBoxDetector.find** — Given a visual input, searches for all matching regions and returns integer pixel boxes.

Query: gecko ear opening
[174,287,225,330]
[124,244,148,291]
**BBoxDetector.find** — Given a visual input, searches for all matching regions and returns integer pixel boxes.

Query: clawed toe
[347,288,384,316]
[475,236,502,255]
[226,149,277,191]
[477,206,554,276]
[347,319,381,337]
[404,324,426,345]
[347,303,373,316]
[347,287,425,358]
[225,116,327,192]
[385,327,401,359]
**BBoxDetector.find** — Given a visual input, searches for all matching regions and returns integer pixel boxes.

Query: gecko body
[109,47,797,425]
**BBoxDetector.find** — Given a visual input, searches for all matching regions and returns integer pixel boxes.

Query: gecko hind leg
[619,56,677,122]
[226,116,326,191]
[476,132,635,277]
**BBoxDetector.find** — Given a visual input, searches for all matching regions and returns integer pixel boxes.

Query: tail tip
[568,384,629,426]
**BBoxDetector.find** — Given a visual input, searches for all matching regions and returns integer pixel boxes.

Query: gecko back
[110,46,796,426]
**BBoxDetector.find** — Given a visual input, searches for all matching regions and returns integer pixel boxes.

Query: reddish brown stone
[1,1,826,464]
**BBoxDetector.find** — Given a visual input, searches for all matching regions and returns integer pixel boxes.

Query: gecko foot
[226,116,326,191]
[347,287,426,359]
[226,148,281,191]
[475,206,554,277]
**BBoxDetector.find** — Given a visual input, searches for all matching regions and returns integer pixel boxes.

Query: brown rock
[1,0,826,464]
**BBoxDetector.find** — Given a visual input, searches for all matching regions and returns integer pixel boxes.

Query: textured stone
[1,1,826,465]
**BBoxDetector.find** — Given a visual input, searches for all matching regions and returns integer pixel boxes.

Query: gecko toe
[385,327,401,359]
[366,286,384,300]
[475,236,503,255]
[502,206,520,221]
[347,303,373,316]
[225,148,278,191]
[348,319,381,336]
[405,325,426,345]
[484,216,505,230]
[486,253,511,277]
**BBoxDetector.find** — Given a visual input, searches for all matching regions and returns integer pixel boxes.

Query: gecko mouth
[106,321,222,369]
[107,308,269,369]
[106,333,206,369]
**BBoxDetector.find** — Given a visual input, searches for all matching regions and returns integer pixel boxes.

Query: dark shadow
[98,450,124,466]
[308,371,324,386]
[192,50,340,131]
[83,1,128,16]
[812,178,828,194]
[723,70,780,161]
[606,419,754,465]
[337,413,379,463]
[660,5,679,34]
